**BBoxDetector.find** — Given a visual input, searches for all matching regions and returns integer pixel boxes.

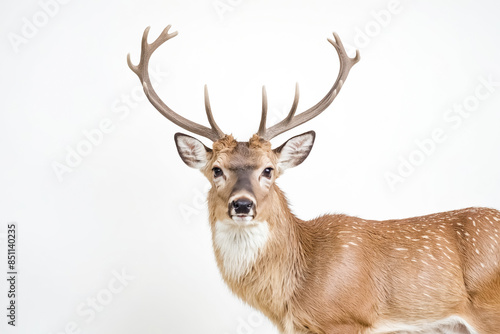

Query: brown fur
[202,136,500,334]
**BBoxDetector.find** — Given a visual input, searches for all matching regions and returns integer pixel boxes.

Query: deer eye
[262,167,273,179]
[212,167,223,178]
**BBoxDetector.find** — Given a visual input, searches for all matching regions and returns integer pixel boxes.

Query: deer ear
[174,133,212,169]
[274,131,315,171]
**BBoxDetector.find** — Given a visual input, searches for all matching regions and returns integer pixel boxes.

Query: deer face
[174,131,315,225]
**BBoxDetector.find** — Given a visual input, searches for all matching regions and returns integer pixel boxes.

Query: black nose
[232,199,253,214]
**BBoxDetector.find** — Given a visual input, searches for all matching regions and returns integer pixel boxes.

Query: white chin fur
[231,215,254,223]
[214,220,269,280]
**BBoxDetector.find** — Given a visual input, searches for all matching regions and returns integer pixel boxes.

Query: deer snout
[232,198,253,214]
[228,197,256,222]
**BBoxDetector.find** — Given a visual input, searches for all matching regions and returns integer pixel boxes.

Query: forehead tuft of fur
[212,135,238,153]
[248,134,272,151]
[212,134,271,154]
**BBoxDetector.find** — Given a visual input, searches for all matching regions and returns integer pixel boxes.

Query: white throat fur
[214,220,270,279]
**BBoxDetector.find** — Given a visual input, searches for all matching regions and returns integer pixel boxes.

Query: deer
[127,25,500,334]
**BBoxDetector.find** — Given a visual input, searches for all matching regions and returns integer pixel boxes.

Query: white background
[1,0,500,333]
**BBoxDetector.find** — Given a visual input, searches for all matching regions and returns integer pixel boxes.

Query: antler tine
[257,83,299,137]
[259,32,359,141]
[257,86,268,137]
[204,85,225,138]
[127,25,225,142]
[284,83,300,124]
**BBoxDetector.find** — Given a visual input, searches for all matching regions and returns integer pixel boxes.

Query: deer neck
[209,185,307,320]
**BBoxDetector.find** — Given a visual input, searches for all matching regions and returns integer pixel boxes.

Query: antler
[257,32,360,141]
[127,25,225,142]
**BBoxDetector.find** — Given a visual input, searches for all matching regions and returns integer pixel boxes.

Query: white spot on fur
[214,220,269,280]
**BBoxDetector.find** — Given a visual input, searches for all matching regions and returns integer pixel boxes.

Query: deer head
[127,25,359,227]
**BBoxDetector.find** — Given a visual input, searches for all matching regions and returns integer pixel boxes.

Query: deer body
[128,25,500,333]
[204,137,500,334]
